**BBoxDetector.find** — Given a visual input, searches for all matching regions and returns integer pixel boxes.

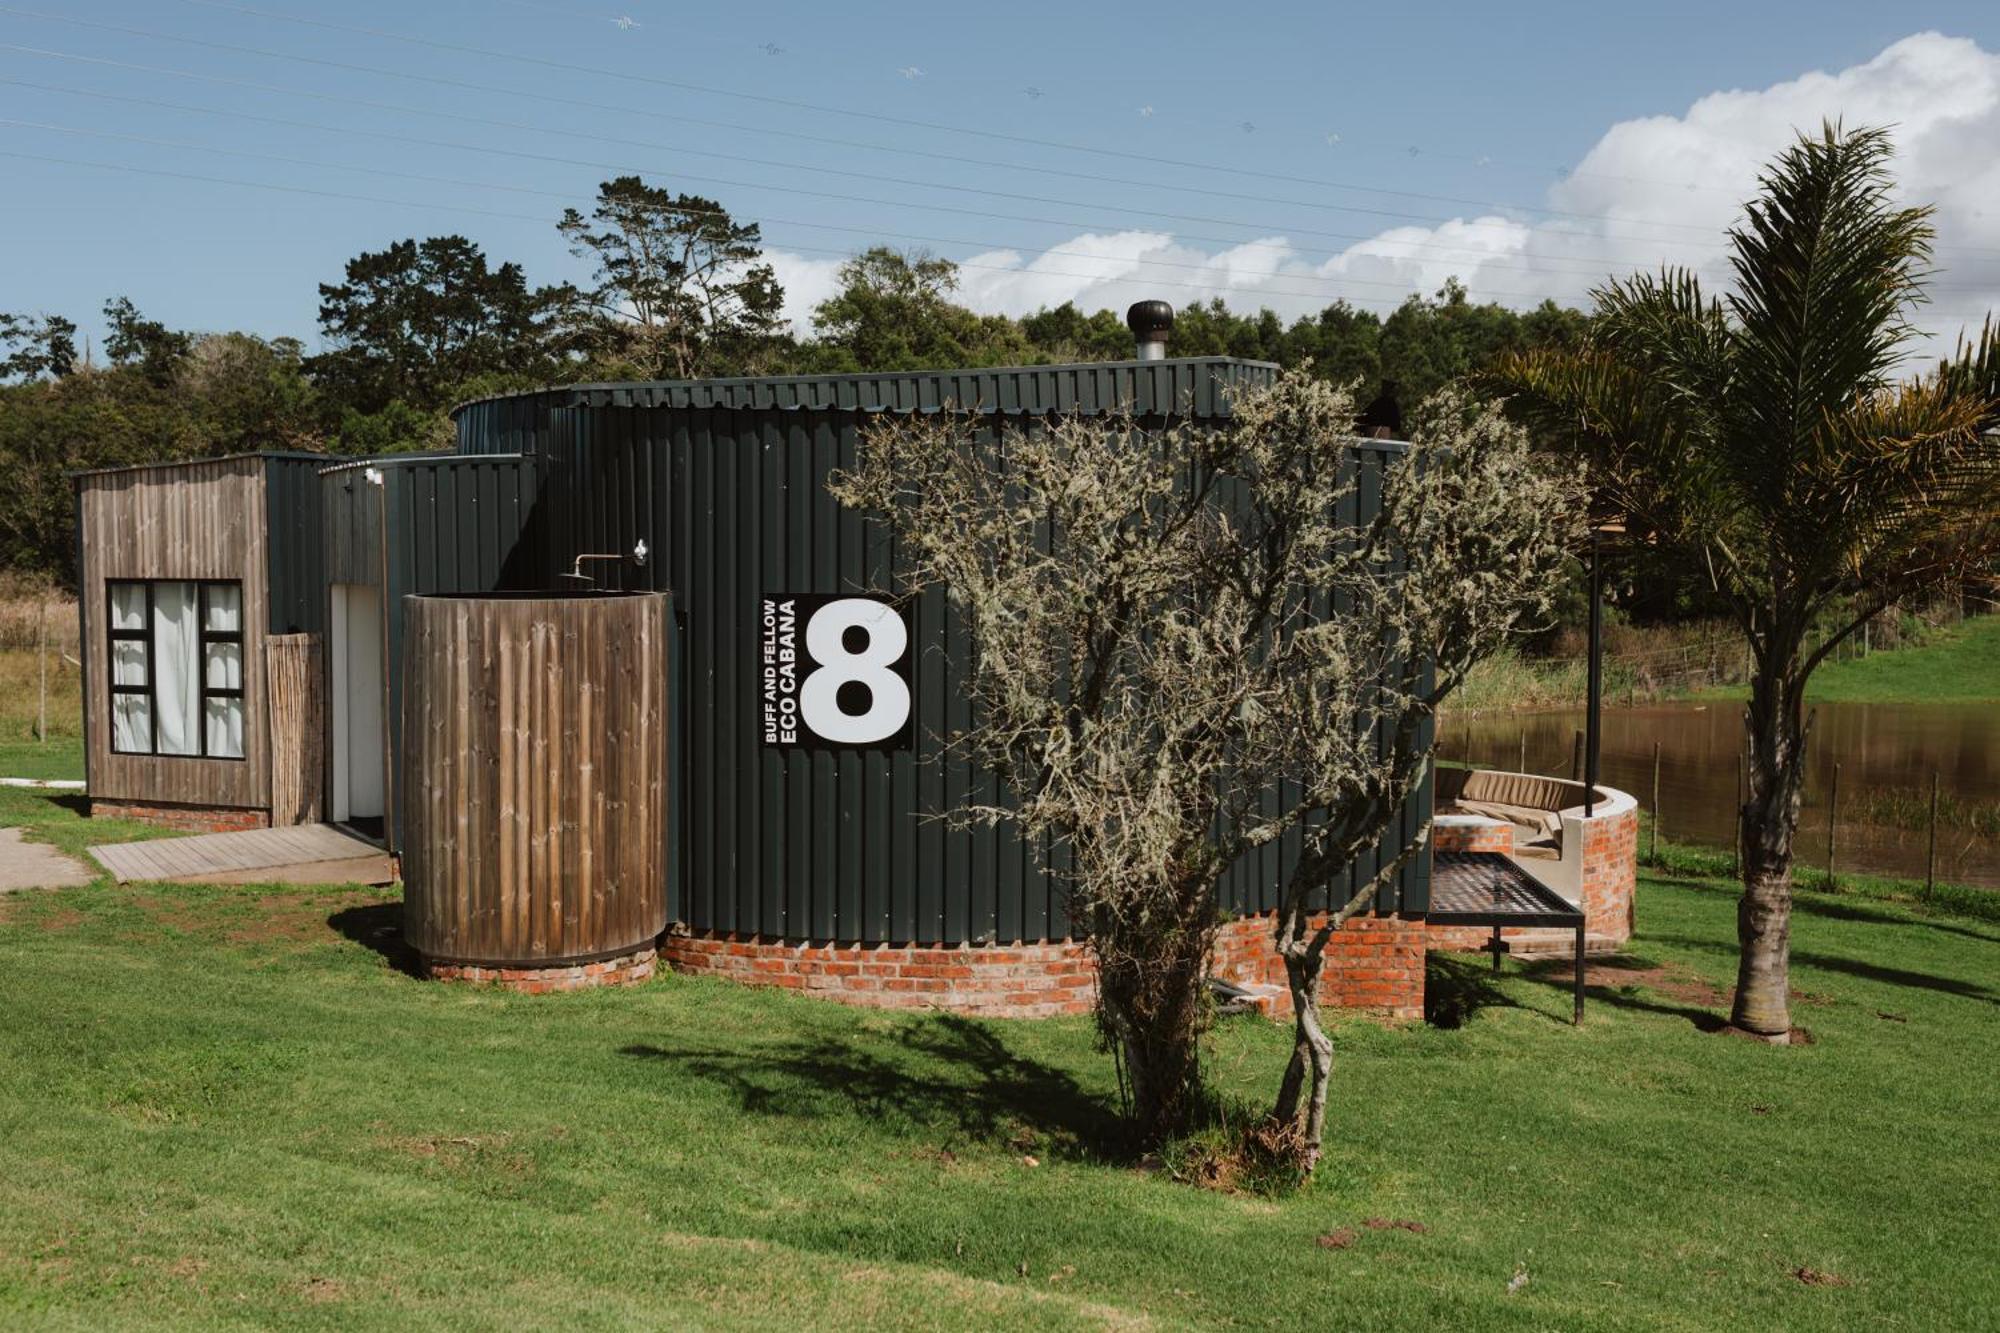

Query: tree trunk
[1732,665,1808,1041]
[1090,896,1215,1148]
[1273,945,1334,1167]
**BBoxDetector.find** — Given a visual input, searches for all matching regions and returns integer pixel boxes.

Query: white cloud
[777,32,2000,358]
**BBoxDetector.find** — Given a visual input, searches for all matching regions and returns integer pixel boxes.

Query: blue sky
[5,1,1999,352]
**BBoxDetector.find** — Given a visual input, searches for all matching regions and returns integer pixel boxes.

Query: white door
[329,583,385,823]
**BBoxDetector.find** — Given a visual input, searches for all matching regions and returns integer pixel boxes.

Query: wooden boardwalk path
[89,824,394,887]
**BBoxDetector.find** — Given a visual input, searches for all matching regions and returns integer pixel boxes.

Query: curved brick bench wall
[662,913,1427,1020]
[1426,777,1638,957]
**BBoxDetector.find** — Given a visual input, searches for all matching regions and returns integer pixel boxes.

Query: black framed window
[106,579,245,760]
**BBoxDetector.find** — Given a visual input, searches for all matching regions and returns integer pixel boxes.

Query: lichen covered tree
[833,372,1579,1153]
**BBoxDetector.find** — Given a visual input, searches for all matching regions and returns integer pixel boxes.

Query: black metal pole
[1585,528,1603,818]
[1574,922,1586,1025]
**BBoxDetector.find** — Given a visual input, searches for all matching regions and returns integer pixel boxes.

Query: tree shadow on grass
[327,901,425,978]
[1424,953,1520,1029]
[1512,958,1730,1033]
[620,1013,1125,1161]
[1646,932,1996,1007]
[1790,893,2000,946]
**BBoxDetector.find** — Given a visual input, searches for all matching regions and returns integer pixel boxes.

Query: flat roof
[67,450,343,481]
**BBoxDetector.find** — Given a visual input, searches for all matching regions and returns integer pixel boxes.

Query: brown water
[1446,699,2000,890]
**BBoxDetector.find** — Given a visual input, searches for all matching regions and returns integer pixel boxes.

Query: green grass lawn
[1,787,1996,1330]
[1685,611,2000,706]
[1799,611,2000,703]
[0,737,83,783]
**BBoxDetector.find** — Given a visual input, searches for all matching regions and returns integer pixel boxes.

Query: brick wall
[1210,912,1427,1020]
[661,912,1428,1021]
[660,932,1098,1018]
[1426,803,1638,956]
[90,800,269,834]
[426,947,657,993]
[1432,819,1513,854]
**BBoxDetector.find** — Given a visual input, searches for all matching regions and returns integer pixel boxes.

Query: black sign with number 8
[758,593,915,750]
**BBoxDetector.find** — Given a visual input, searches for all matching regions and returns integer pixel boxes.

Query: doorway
[329,582,386,839]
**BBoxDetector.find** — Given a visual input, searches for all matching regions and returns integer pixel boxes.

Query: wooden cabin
[73,453,328,831]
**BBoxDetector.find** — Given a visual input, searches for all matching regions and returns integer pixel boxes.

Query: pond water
[1444,699,2000,890]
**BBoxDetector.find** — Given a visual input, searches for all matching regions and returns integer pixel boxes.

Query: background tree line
[0,175,1592,585]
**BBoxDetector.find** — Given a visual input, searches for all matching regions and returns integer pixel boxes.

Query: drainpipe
[1126,300,1174,361]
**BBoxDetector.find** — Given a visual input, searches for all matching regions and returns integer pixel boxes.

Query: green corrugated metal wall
[319,454,541,849]
[451,359,1432,945]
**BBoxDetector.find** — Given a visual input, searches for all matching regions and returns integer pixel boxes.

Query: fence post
[1826,761,1839,887]
[1519,729,1527,775]
[36,594,48,744]
[1649,740,1661,863]
[1571,730,1583,782]
[1927,770,1940,891]
[1735,747,1746,876]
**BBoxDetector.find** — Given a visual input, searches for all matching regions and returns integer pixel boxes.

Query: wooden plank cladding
[400,592,668,967]
[266,633,323,826]
[76,455,271,812]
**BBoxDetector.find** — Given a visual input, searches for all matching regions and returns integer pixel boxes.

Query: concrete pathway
[0,827,95,893]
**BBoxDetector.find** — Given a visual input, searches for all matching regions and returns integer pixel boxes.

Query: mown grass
[1,787,1995,1330]
[1450,609,1989,717]
[1795,611,2000,704]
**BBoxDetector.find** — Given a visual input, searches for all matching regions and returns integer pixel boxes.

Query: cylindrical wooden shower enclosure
[400,591,668,988]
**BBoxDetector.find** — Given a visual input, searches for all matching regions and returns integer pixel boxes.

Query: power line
[0,6,1742,256]
[0,38,1743,272]
[0,45,1719,283]
[0,146,1477,313]
[15,143,2000,330]
[1,72,1683,299]
[0,115,1612,306]
[11,59,1999,301]
[0,2,1750,246]
[168,0,2000,251]
[9,140,1996,330]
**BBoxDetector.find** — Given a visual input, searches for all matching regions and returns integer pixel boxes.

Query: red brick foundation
[424,947,657,992]
[89,800,269,834]
[662,913,1428,1021]
[660,932,1098,1018]
[1210,912,1428,1020]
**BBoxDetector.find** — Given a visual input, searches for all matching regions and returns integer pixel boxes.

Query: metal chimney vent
[1126,300,1174,361]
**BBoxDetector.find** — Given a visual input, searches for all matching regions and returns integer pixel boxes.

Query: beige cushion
[1454,798,1563,843]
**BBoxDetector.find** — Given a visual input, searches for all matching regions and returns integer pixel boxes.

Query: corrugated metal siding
[453,360,1428,944]
[264,457,331,637]
[314,455,538,850]
[321,463,385,587]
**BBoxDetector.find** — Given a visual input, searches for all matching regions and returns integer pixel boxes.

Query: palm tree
[1490,124,2000,1042]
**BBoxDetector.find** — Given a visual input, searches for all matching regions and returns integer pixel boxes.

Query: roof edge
[67,450,345,482]
[448,356,1282,419]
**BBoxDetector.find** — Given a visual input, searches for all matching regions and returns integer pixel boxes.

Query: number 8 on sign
[800,598,910,745]
[759,593,915,750]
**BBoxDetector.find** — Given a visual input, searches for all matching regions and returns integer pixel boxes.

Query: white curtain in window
[110,584,151,752]
[110,583,146,631]
[204,698,244,758]
[152,581,200,756]
[112,694,152,754]
[204,638,245,758]
[204,584,241,633]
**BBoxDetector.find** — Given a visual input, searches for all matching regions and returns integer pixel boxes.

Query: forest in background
[0,176,1591,587]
